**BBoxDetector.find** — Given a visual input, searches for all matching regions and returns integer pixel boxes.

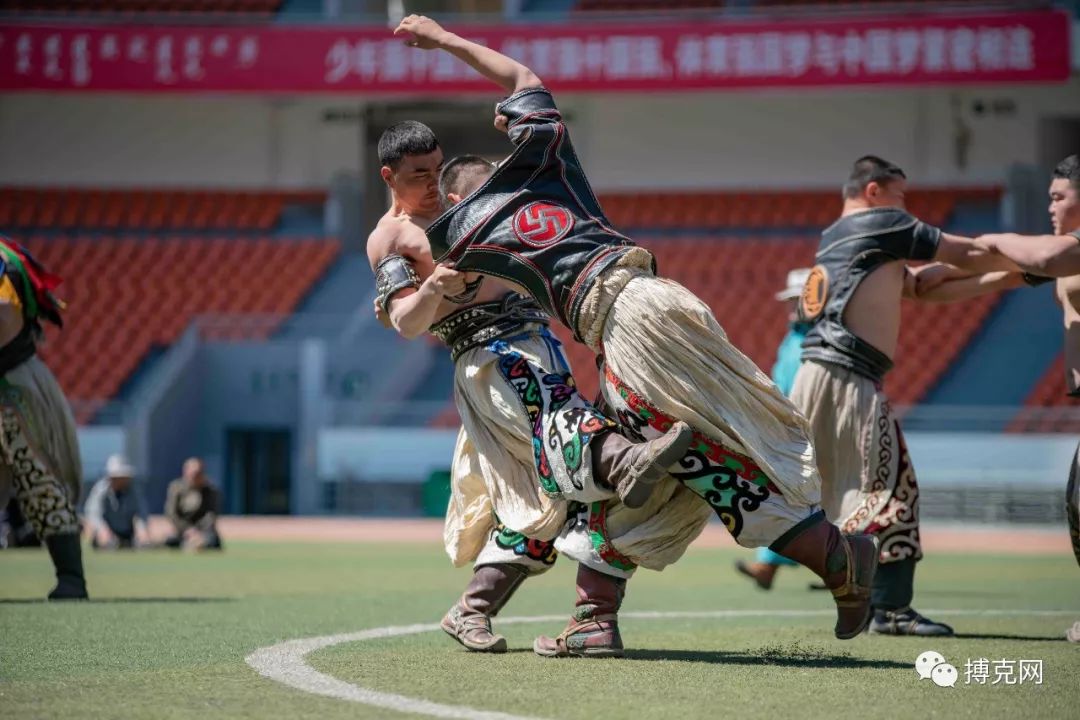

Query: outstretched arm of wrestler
[394,15,542,96]
[366,222,466,339]
[907,263,1025,303]
[932,232,1024,275]
[974,232,1080,277]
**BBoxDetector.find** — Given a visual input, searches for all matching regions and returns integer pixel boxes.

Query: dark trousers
[872,556,916,611]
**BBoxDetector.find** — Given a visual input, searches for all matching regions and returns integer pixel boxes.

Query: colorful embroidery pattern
[587,501,636,572]
[602,365,780,540]
[491,335,614,499]
[847,416,923,564]
[492,518,558,566]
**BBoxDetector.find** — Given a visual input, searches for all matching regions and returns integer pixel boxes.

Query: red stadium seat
[21,233,340,423]
[595,187,1000,232]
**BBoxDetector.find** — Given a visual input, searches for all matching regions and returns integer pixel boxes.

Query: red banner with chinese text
[0,11,1069,94]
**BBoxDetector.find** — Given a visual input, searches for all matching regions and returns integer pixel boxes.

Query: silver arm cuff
[374,254,421,313]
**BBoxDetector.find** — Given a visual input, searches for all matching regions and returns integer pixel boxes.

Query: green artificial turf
[2,541,1077,719]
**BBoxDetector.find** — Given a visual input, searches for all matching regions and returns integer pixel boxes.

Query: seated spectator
[164,458,223,551]
[85,454,150,550]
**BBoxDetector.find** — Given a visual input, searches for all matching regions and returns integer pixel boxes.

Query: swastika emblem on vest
[512,201,575,248]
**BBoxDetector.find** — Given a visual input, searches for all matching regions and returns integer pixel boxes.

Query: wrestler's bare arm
[366,222,465,339]
[394,15,542,94]
[976,232,1080,277]
[933,232,1023,275]
[910,263,1024,303]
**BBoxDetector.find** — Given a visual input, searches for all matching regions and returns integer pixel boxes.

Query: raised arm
[394,15,541,95]
[975,232,1080,277]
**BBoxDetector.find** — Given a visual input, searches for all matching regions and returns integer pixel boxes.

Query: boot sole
[441,620,508,653]
[834,536,880,640]
[532,637,624,658]
[621,423,694,509]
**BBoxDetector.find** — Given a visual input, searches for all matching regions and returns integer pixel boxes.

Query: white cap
[105,454,135,479]
[776,268,811,301]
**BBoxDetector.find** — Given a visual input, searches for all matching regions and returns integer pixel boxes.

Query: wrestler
[0,237,87,600]
[790,156,1018,636]
[369,128,705,655]
[395,15,920,643]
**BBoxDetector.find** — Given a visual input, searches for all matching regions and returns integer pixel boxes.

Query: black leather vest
[425,88,647,339]
[800,207,941,382]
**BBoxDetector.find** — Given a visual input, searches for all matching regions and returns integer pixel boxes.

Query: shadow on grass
[623,647,909,669]
[504,643,909,669]
[952,632,1066,643]
[0,597,235,605]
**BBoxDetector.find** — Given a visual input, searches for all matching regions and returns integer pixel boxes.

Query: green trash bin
[421,469,452,517]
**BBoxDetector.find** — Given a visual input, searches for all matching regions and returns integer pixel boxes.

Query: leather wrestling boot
[870,607,954,636]
[734,560,779,590]
[45,533,89,600]
[593,422,694,509]
[769,516,878,639]
[441,563,528,652]
[534,565,626,658]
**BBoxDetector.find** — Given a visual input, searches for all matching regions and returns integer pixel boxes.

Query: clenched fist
[394,15,450,50]
[427,264,467,298]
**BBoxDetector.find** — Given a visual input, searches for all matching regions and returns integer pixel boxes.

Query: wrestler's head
[378,121,443,217]
[1049,154,1080,236]
[439,154,495,209]
[843,155,907,210]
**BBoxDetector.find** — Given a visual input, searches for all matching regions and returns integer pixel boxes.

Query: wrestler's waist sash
[430,293,549,362]
[801,324,894,384]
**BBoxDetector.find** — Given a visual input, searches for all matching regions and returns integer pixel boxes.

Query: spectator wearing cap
[84,454,150,550]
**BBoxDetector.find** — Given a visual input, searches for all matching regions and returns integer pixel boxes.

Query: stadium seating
[598,187,1001,232]
[1009,355,1080,433]
[0,188,325,233]
[0,0,282,15]
[14,234,339,423]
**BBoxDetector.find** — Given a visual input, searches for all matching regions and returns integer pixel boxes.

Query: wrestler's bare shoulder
[366,213,432,266]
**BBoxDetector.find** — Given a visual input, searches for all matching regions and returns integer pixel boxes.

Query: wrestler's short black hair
[439,154,495,206]
[843,155,907,199]
[378,121,440,169]
[1052,154,1080,190]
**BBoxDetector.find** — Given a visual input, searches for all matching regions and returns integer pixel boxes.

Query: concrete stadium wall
[2,79,1077,191]
[569,77,1080,190]
[0,95,361,188]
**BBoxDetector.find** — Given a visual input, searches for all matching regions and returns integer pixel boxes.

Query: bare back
[1058,274,1080,395]
[843,260,906,361]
